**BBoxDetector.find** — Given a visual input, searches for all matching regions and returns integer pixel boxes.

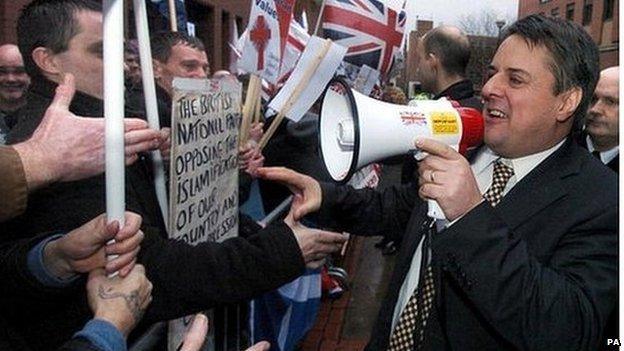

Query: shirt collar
[586,135,619,164]
[472,139,567,183]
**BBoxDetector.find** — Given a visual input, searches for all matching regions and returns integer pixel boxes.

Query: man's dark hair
[17,0,101,77]
[150,31,206,63]
[422,27,471,77]
[502,14,600,132]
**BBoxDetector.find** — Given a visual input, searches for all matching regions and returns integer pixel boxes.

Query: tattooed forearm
[98,285,145,322]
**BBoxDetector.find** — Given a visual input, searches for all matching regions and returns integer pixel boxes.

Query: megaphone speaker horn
[319,77,484,185]
[318,77,361,183]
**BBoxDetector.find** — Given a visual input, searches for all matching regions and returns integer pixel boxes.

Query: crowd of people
[0,0,619,351]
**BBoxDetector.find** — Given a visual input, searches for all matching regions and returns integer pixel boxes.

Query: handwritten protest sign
[167,77,242,350]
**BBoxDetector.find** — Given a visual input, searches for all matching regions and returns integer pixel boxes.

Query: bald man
[402,26,482,185]
[413,25,481,110]
[0,44,30,144]
[581,66,619,173]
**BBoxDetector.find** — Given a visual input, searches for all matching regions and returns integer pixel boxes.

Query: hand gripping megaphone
[318,77,484,220]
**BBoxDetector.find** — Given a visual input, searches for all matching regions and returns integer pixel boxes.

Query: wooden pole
[253,89,262,124]
[240,74,260,146]
[258,39,332,149]
[313,0,326,36]
[168,0,178,31]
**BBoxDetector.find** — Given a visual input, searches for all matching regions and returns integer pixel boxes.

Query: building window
[603,0,614,20]
[551,7,560,17]
[539,0,551,3]
[583,0,594,26]
[582,0,593,25]
[566,3,575,20]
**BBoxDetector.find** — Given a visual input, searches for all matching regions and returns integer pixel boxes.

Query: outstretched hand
[256,167,322,221]
[284,196,346,269]
[12,74,163,190]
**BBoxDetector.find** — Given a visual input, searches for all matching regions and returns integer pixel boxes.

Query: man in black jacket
[578,66,619,173]
[0,74,153,351]
[3,1,346,349]
[260,15,617,350]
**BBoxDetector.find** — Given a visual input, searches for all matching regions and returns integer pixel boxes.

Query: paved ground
[300,236,396,351]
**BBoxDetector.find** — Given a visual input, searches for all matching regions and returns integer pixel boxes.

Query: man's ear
[427,52,440,73]
[31,47,62,76]
[555,86,583,123]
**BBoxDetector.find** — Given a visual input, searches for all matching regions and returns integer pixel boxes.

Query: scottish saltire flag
[250,269,321,351]
[321,0,406,76]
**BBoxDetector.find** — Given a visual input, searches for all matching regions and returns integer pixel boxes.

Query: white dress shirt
[390,139,567,330]
[586,135,619,165]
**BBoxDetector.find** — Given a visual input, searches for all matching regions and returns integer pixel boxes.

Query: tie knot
[493,160,514,181]
[483,160,515,206]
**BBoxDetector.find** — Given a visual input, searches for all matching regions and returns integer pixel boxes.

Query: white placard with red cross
[240,0,295,84]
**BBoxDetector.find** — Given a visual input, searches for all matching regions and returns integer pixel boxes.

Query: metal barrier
[129,197,293,351]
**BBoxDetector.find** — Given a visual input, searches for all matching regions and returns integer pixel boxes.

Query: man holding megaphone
[257,15,617,351]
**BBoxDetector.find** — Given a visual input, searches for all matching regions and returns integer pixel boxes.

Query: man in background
[580,66,619,173]
[0,44,30,143]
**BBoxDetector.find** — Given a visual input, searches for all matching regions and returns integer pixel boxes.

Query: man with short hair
[151,31,209,96]
[0,44,30,143]
[260,15,617,350]
[126,31,209,129]
[580,66,619,172]
[4,1,345,350]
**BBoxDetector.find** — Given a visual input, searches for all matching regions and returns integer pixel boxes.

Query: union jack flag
[321,0,406,75]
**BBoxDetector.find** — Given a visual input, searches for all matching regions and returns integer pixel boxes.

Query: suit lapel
[493,139,580,229]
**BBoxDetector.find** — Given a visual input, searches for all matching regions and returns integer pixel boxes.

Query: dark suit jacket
[0,237,104,351]
[432,79,483,111]
[2,77,306,350]
[576,130,619,173]
[320,139,618,350]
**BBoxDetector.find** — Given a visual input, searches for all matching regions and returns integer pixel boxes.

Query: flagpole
[312,0,325,36]
[240,74,260,146]
[168,0,178,31]
[103,0,125,273]
[134,0,169,227]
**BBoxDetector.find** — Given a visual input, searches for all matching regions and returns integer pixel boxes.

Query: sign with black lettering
[167,77,242,350]
[168,77,241,244]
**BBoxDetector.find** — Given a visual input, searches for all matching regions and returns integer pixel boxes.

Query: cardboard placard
[167,77,242,350]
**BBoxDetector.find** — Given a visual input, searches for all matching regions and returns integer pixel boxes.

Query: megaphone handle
[427,199,447,220]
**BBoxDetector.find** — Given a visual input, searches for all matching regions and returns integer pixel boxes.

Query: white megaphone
[319,77,484,220]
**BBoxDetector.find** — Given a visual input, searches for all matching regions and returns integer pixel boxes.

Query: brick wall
[0,0,27,45]
[517,0,619,68]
